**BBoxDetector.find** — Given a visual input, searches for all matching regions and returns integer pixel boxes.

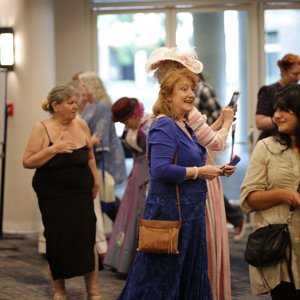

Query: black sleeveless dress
[32,144,96,280]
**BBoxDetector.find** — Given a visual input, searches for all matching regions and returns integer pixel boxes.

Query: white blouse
[240,137,300,295]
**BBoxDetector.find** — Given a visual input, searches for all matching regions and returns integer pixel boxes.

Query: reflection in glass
[97,13,166,135]
[264,9,300,85]
[176,11,248,144]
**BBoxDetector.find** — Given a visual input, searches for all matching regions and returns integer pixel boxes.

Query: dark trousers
[270,282,300,300]
[224,196,243,227]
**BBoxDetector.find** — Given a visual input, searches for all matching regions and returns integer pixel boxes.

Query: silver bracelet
[193,166,198,180]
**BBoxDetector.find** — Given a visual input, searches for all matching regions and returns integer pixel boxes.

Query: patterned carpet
[0,230,271,300]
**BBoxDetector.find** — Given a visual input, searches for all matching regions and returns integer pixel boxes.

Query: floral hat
[145,47,204,74]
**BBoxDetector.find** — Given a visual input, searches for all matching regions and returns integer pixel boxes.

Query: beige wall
[54,0,93,83]
[0,0,92,233]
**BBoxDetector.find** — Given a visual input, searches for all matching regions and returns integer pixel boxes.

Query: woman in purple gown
[104,97,151,275]
[118,68,235,299]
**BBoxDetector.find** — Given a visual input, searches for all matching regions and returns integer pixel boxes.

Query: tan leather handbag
[137,153,182,255]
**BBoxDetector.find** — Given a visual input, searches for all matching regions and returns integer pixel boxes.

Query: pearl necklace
[176,121,186,129]
[176,120,193,140]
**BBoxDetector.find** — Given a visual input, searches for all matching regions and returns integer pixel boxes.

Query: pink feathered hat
[145,47,204,74]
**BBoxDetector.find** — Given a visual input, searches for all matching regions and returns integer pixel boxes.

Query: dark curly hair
[273,84,300,150]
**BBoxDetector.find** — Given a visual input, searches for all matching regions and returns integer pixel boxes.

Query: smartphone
[228,90,241,107]
[228,154,241,166]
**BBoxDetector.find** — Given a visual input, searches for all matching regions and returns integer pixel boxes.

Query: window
[264,9,300,84]
[97,12,166,135]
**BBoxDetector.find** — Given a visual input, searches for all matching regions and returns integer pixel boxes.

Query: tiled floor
[0,229,271,300]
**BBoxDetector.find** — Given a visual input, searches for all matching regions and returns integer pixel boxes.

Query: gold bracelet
[193,166,198,180]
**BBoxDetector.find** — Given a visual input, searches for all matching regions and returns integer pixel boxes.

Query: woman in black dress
[23,85,103,300]
[255,53,300,141]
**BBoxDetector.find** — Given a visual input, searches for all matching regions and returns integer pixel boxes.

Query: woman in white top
[241,84,300,299]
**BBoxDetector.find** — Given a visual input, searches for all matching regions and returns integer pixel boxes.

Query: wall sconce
[0,28,14,71]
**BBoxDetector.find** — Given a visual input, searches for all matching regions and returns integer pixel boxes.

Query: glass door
[174,10,249,200]
[96,7,251,200]
[96,12,166,135]
[176,10,249,145]
[263,8,300,85]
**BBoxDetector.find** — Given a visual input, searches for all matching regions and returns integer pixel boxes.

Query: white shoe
[233,217,246,242]
[87,295,104,300]
[53,292,68,300]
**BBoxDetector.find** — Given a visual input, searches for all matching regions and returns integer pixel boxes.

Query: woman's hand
[210,106,235,131]
[232,102,238,114]
[282,189,300,208]
[198,165,223,180]
[91,132,102,146]
[221,107,235,123]
[220,165,236,177]
[247,188,300,210]
[23,122,76,169]
[92,184,99,199]
[53,132,76,153]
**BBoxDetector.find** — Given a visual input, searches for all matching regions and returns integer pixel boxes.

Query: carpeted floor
[0,229,271,300]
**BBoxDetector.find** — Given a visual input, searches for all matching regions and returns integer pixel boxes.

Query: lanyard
[230,122,236,160]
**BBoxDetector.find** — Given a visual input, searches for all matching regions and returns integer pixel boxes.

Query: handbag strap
[143,148,182,223]
[100,141,106,193]
[286,206,295,224]
[174,153,182,223]
[259,183,299,290]
[286,182,299,224]
[147,116,182,222]
[282,183,299,286]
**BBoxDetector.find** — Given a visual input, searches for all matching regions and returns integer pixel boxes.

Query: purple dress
[118,117,212,300]
[103,115,150,274]
[81,102,126,184]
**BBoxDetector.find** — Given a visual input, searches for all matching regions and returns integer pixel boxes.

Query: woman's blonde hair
[78,71,111,105]
[152,68,198,120]
[41,84,77,114]
[153,61,184,84]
